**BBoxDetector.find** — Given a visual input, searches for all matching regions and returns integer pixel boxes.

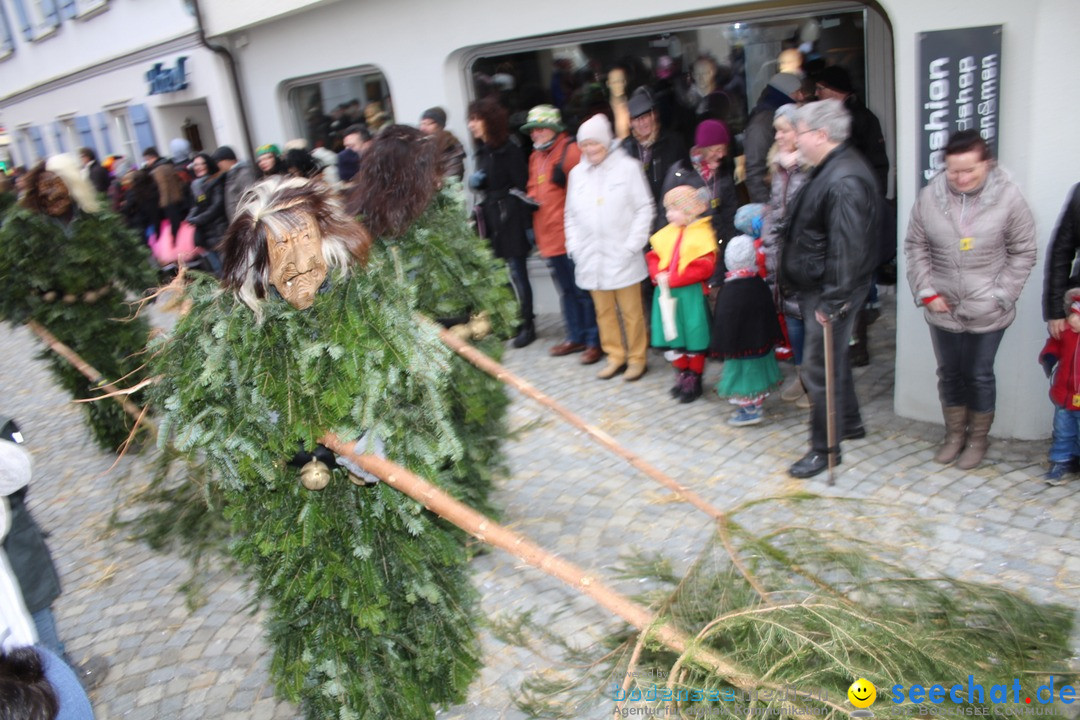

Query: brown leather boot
[955,410,994,470]
[933,405,967,464]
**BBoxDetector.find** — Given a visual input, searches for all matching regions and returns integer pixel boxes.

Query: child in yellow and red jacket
[647,186,717,403]
[1039,288,1080,484]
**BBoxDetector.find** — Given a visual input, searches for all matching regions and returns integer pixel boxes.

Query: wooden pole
[26,320,146,424]
[320,432,748,683]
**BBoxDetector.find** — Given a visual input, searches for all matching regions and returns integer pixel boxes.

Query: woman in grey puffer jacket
[904,130,1036,470]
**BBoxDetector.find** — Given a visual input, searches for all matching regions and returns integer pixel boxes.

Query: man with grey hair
[781,99,881,479]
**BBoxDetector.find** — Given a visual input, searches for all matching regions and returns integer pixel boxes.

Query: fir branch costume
[151,177,484,719]
[0,204,155,450]
[377,184,516,514]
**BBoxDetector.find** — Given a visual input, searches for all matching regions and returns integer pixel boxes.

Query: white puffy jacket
[564,143,655,291]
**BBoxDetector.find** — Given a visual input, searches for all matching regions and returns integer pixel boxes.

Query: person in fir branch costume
[150,176,482,719]
[0,154,156,450]
[344,124,517,515]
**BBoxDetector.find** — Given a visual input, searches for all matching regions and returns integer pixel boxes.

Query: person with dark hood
[743,72,805,204]
[78,147,110,195]
[211,145,257,223]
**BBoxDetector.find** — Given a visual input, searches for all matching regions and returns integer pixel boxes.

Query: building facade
[0,0,245,169]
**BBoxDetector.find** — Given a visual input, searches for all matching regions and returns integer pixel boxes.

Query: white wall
[215,0,1077,438]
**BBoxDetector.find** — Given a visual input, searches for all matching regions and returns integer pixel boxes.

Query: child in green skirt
[711,234,785,425]
[646,186,718,402]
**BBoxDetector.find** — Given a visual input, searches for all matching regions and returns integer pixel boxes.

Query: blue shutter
[15,134,32,167]
[10,0,32,41]
[59,0,77,20]
[52,121,67,153]
[128,104,155,155]
[39,0,59,27]
[75,116,96,155]
[29,127,47,160]
[0,3,15,54]
[96,112,113,156]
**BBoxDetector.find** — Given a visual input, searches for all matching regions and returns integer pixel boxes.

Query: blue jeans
[928,326,1005,413]
[787,315,805,366]
[546,254,598,347]
[32,607,66,659]
[1049,406,1080,463]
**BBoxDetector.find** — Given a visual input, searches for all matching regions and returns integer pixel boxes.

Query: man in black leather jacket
[1044,183,1080,340]
[781,99,881,479]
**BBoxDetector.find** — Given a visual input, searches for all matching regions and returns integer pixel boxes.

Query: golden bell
[300,459,332,490]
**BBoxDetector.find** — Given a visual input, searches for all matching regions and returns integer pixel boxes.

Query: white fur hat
[577,113,613,147]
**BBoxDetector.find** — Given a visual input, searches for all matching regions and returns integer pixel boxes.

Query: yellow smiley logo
[848,678,877,709]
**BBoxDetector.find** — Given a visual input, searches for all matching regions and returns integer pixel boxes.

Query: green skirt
[651,283,711,351]
[715,354,782,403]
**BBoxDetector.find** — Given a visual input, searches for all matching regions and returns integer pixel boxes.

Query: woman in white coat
[565,114,655,380]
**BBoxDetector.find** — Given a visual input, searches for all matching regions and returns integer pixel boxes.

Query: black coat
[622,131,688,233]
[781,142,881,318]
[3,488,62,613]
[843,94,890,197]
[473,141,532,259]
[187,173,228,250]
[1044,183,1080,321]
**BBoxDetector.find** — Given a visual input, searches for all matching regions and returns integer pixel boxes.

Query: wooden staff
[26,320,145,424]
[823,318,838,487]
[430,319,771,598]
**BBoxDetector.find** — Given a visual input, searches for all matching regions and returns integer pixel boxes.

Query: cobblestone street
[0,289,1075,719]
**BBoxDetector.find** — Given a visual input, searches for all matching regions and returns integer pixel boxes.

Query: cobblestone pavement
[0,288,1075,720]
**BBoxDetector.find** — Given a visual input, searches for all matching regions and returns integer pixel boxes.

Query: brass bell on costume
[300,459,332,490]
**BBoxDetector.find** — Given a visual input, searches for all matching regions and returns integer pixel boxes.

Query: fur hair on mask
[20,154,100,214]
[220,176,372,319]
[343,124,440,239]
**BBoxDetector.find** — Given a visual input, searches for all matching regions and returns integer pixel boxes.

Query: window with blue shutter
[15,133,33,167]
[59,0,76,19]
[0,3,15,56]
[128,104,155,155]
[75,116,96,155]
[10,0,32,41]
[39,0,59,27]
[29,126,46,160]
[51,121,67,153]
[96,112,113,156]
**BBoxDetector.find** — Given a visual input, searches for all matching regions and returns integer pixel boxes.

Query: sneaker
[1045,461,1075,486]
[728,405,763,426]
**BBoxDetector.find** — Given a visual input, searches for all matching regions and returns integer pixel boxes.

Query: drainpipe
[188,0,255,161]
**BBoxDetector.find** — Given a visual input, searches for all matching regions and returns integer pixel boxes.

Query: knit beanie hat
[724,234,757,273]
[169,137,192,164]
[663,185,708,220]
[768,72,803,99]
[421,107,447,128]
[577,113,614,147]
[734,203,766,238]
[521,104,564,132]
[256,143,281,159]
[211,146,237,162]
[694,119,730,149]
[816,66,854,95]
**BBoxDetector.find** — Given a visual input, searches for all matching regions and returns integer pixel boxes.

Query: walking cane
[822,315,838,486]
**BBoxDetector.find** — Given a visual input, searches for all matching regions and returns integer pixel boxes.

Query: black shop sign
[917,25,1001,189]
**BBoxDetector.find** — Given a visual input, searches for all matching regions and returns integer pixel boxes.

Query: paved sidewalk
[0,291,1074,720]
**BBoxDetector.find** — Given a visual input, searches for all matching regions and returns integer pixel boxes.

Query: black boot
[679,372,703,403]
[512,320,536,348]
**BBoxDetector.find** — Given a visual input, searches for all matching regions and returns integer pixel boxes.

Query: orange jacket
[527,133,581,258]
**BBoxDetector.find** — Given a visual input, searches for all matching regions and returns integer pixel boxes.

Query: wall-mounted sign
[917,25,1001,188]
[147,56,188,96]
